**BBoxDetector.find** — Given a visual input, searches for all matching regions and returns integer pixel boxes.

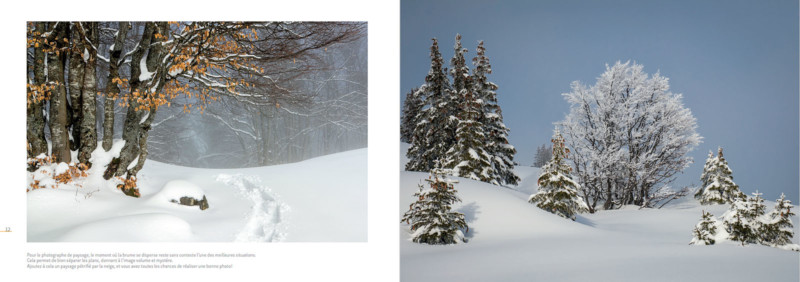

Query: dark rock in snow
[171,195,209,210]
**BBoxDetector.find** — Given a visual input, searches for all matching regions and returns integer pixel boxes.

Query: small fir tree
[722,194,759,245]
[746,191,767,233]
[697,147,744,205]
[759,193,797,247]
[400,87,423,143]
[528,129,589,220]
[401,167,468,245]
[690,210,718,245]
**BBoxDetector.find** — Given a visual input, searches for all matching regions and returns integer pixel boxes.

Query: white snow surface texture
[28,141,366,242]
[399,143,799,282]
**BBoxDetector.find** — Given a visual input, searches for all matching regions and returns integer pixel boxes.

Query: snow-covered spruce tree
[718,148,745,202]
[759,193,797,248]
[695,150,715,200]
[400,87,423,143]
[528,129,589,220]
[450,34,470,105]
[721,193,763,245]
[442,34,495,183]
[690,210,718,245]
[443,78,496,184]
[559,61,701,210]
[696,148,743,205]
[746,191,767,239]
[406,38,457,172]
[471,40,519,186]
[401,167,468,244]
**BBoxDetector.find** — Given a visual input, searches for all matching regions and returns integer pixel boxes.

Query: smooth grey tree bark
[46,22,71,163]
[77,22,98,166]
[68,23,85,152]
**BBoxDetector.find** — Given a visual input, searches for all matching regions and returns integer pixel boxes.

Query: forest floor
[27,142,366,242]
[399,144,800,282]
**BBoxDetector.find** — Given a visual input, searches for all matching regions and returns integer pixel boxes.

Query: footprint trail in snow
[216,174,290,242]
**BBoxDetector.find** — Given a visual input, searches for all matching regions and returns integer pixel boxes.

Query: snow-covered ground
[28,142,366,242]
[399,145,800,282]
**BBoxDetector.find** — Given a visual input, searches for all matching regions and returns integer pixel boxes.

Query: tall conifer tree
[406,38,457,172]
[444,77,495,184]
[400,87,423,143]
[471,40,519,186]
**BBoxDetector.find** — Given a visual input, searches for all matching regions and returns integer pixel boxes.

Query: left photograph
[25,21,367,242]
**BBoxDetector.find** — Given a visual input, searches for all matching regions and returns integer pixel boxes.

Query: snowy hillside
[399,144,799,282]
[28,143,366,242]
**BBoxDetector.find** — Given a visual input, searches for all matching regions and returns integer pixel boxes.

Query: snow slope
[399,144,799,282]
[28,143,366,242]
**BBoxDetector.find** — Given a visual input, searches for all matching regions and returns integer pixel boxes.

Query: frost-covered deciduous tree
[559,61,701,211]
[400,87,423,144]
[528,130,588,220]
[401,168,468,245]
[695,147,744,205]
[406,38,456,172]
[471,40,519,186]
[690,210,718,245]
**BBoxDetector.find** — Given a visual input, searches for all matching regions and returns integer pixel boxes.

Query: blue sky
[401,0,799,202]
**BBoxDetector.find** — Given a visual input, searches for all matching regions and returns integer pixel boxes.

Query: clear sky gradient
[401,0,799,202]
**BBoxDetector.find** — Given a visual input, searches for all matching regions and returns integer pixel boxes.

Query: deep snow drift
[28,142,366,242]
[399,144,799,282]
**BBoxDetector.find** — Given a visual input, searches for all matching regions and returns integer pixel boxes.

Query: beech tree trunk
[47,22,71,163]
[107,22,166,180]
[67,23,85,152]
[27,22,48,159]
[78,22,98,166]
[107,22,154,179]
[103,22,129,151]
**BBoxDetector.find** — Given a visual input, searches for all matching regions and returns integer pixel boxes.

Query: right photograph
[399,0,799,281]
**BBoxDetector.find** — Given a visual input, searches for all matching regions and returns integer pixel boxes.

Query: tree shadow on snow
[458,201,480,239]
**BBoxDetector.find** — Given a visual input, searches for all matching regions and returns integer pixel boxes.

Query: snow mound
[217,174,289,242]
[57,213,194,242]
